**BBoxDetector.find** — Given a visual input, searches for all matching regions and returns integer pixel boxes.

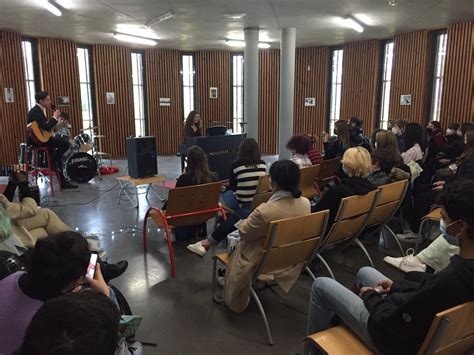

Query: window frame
[327,47,344,135]
[131,50,148,137]
[231,53,244,133]
[428,30,448,123]
[77,45,97,130]
[180,53,196,121]
[377,39,395,129]
[21,37,41,110]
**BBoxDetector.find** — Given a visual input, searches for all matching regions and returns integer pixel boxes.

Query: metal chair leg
[354,238,375,268]
[383,224,405,256]
[305,266,317,281]
[315,253,335,280]
[250,287,274,346]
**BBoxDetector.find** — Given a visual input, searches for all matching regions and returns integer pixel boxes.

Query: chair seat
[423,207,442,221]
[214,252,230,265]
[306,326,373,355]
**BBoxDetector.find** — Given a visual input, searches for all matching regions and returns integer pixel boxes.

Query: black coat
[364,256,474,355]
[323,140,346,160]
[458,155,474,181]
[26,105,57,131]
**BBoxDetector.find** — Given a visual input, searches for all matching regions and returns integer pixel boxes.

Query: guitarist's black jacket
[27,104,58,131]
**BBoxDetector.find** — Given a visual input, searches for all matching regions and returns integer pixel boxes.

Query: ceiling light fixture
[388,0,398,6]
[37,0,62,16]
[225,40,271,49]
[341,16,364,33]
[258,42,271,49]
[223,13,247,20]
[54,0,73,9]
[113,33,157,46]
[145,10,174,27]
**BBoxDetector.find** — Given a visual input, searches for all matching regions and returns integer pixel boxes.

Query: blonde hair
[341,147,371,178]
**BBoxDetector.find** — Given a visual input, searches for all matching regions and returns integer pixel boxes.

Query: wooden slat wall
[389,30,432,125]
[293,47,330,139]
[145,49,182,154]
[38,37,82,135]
[440,21,474,125]
[195,50,231,132]
[340,40,381,133]
[92,45,134,157]
[0,31,28,164]
[259,49,280,154]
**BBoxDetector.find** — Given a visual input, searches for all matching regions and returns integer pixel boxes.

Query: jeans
[209,202,251,245]
[307,267,390,354]
[220,190,240,211]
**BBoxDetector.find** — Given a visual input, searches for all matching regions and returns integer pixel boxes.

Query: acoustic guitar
[26,104,56,145]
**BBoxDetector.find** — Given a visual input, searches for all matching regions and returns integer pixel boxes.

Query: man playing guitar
[27,91,77,189]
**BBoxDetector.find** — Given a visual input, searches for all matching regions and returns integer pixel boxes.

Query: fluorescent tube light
[113,33,157,46]
[258,42,271,49]
[341,17,364,33]
[223,13,246,20]
[226,40,271,49]
[37,0,62,16]
[55,0,73,9]
[145,10,174,27]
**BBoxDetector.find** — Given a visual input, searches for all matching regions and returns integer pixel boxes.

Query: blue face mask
[440,218,460,246]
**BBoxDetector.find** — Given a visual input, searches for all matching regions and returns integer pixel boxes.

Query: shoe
[102,260,128,282]
[383,249,426,273]
[61,181,78,189]
[396,230,422,243]
[186,241,207,257]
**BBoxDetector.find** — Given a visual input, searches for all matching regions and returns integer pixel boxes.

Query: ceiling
[1,0,473,50]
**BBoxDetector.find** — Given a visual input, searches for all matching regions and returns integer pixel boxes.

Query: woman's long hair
[335,120,350,151]
[238,138,262,166]
[459,130,474,165]
[185,111,200,127]
[185,145,215,184]
[403,123,424,150]
[376,131,402,164]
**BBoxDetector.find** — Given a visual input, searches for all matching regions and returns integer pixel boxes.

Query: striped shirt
[229,159,267,204]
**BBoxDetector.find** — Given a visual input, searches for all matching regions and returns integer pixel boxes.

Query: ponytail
[290,188,301,198]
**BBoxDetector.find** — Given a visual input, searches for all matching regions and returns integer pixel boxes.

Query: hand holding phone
[86,253,98,279]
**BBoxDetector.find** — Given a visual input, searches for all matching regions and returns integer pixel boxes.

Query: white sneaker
[186,241,207,257]
[384,249,426,273]
[396,230,422,243]
[217,276,225,288]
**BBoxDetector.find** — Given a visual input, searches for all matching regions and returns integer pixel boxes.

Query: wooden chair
[363,180,409,256]
[304,301,474,355]
[298,165,321,199]
[255,174,271,194]
[315,190,380,279]
[250,191,273,211]
[315,158,341,196]
[143,182,226,277]
[212,210,330,345]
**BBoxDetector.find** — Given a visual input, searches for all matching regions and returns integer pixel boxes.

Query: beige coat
[223,195,311,313]
[0,195,70,247]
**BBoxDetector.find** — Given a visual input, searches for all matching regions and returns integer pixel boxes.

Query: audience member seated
[306,134,323,165]
[307,179,474,355]
[16,290,121,355]
[0,231,112,354]
[370,128,384,151]
[390,119,408,152]
[0,204,25,257]
[401,123,424,164]
[348,116,371,152]
[374,130,403,165]
[368,149,409,187]
[322,120,350,160]
[222,160,310,313]
[441,122,464,162]
[312,147,377,226]
[425,120,446,162]
[286,135,313,168]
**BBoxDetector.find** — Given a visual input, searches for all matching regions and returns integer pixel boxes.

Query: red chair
[143,182,226,277]
[27,146,62,196]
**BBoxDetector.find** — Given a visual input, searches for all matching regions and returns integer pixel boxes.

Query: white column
[278,27,296,159]
[244,27,259,140]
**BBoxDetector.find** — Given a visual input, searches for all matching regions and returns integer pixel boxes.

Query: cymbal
[94,135,106,138]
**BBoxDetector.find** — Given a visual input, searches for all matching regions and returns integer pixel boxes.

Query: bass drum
[64,152,97,183]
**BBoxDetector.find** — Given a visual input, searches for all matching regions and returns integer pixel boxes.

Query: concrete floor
[39,155,404,355]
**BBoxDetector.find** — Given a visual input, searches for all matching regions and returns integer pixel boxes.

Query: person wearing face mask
[391,119,407,152]
[322,120,350,160]
[440,122,464,163]
[312,147,377,227]
[306,179,474,355]
[425,121,446,163]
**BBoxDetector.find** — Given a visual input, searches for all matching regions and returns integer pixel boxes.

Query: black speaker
[206,126,227,136]
[126,136,157,178]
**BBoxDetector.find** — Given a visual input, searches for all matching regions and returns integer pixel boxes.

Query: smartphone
[86,253,98,279]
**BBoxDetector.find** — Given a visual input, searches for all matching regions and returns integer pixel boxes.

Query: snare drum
[74,134,94,153]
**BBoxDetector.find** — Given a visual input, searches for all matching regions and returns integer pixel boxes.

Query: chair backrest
[250,191,273,211]
[418,301,474,355]
[298,165,321,199]
[255,210,330,278]
[321,190,379,247]
[366,180,409,229]
[165,182,222,227]
[317,158,341,181]
[255,175,271,194]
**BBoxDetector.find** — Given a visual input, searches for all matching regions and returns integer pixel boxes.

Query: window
[131,52,147,136]
[430,32,448,122]
[328,49,343,135]
[181,54,195,120]
[21,39,39,110]
[379,41,394,129]
[232,54,244,133]
[77,47,95,130]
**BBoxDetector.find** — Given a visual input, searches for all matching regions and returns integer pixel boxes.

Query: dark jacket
[364,256,474,355]
[397,135,407,153]
[27,105,58,131]
[323,140,347,160]
[443,135,464,161]
[175,171,219,188]
[313,177,376,226]
[458,155,474,181]
[182,125,202,144]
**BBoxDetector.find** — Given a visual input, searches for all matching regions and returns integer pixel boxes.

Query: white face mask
[457,130,463,136]
[391,127,400,135]
[446,129,456,135]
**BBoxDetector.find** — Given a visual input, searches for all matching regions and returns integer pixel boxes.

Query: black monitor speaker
[126,136,157,178]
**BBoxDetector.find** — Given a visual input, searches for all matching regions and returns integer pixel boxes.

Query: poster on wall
[304,98,315,106]
[4,88,14,103]
[209,87,218,99]
[106,92,115,105]
[160,98,171,106]
[400,94,412,106]
[58,96,70,106]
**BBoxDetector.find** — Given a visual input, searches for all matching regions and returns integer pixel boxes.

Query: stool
[117,175,166,208]
[28,146,62,196]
